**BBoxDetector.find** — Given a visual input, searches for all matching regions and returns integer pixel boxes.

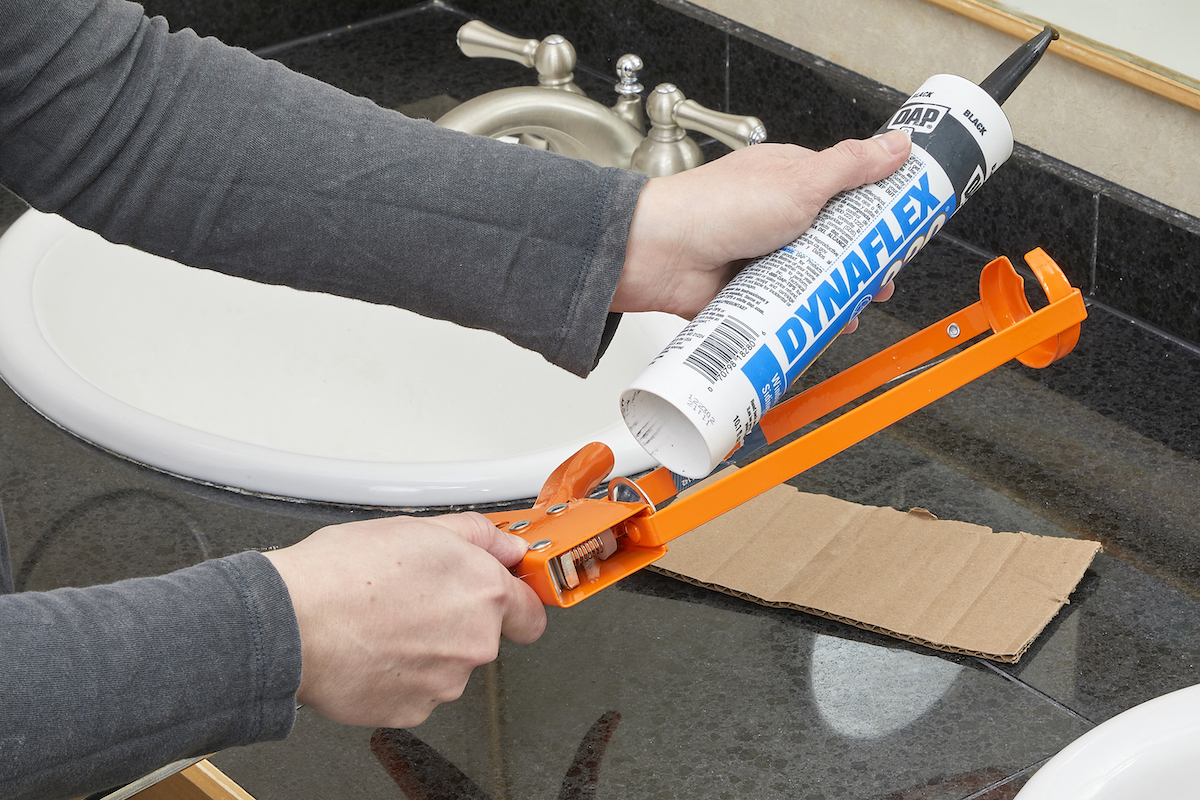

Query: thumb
[428,511,548,641]
[440,513,546,642]
[461,516,547,642]
[429,511,529,568]
[789,129,911,208]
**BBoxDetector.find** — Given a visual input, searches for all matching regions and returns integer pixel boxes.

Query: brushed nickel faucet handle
[456,20,582,94]
[456,20,538,66]
[630,83,768,175]
[673,99,767,149]
[630,83,703,176]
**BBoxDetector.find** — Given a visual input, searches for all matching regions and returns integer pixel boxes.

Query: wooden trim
[921,0,1200,111]
[130,760,255,800]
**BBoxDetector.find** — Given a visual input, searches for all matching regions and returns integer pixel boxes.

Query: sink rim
[0,210,672,507]
[1015,682,1200,799]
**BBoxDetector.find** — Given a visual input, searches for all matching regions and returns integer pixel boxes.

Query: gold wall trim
[923,0,1200,112]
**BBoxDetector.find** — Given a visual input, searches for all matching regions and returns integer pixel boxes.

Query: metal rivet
[529,539,553,551]
[547,503,569,515]
[509,520,532,532]
[947,322,961,339]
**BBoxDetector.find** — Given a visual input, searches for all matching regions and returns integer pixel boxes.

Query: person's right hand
[263,512,545,728]
[613,129,912,320]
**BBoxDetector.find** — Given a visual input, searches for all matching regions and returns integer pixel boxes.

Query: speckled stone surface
[139,0,423,51]
[3,1,1200,798]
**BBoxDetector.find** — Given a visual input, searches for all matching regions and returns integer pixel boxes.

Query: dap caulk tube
[621,27,1058,479]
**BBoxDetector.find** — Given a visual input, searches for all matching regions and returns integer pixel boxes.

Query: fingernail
[874,128,911,155]
[506,532,531,551]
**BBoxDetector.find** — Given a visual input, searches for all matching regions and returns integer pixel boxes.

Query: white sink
[1016,683,1200,799]
[0,210,682,506]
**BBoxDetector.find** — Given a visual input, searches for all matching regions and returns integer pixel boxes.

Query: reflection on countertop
[2,1,1199,798]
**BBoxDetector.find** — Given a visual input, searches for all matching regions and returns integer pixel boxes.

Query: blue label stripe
[738,184,958,413]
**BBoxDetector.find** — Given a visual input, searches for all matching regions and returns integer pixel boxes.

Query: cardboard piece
[650,480,1101,662]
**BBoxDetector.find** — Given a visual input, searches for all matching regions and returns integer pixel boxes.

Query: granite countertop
[2,2,1199,798]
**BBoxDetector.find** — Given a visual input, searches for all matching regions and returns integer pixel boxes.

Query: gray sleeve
[0,0,648,377]
[0,1,646,793]
[0,551,303,800]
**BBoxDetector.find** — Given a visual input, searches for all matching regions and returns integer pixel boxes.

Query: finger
[501,578,548,644]
[427,511,529,567]
[840,278,895,336]
[787,130,911,208]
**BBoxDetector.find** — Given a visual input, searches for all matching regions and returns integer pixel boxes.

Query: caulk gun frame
[489,249,1086,607]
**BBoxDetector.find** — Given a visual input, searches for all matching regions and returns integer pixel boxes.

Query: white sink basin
[1016,683,1200,799]
[0,210,682,506]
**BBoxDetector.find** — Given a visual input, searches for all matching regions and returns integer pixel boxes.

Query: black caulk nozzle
[978,26,1059,105]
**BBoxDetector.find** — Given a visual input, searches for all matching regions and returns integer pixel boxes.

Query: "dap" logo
[888,103,947,134]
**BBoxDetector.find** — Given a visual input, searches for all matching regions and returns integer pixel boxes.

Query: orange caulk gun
[485,249,1086,607]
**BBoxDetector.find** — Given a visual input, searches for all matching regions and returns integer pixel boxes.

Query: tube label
[621,74,1014,478]
[739,155,954,412]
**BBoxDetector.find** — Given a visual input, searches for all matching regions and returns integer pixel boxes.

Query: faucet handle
[632,84,766,175]
[457,20,539,66]
[456,20,582,93]
[672,99,767,150]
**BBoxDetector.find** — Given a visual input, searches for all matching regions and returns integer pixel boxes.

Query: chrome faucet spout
[612,54,646,132]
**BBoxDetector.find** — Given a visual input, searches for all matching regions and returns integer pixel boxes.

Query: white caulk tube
[621,28,1057,479]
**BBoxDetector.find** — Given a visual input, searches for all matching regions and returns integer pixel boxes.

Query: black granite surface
[140,0,424,52]
[3,1,1200,799]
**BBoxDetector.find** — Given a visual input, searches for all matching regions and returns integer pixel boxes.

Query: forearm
[0,551,301,800]
[0,0,646,376]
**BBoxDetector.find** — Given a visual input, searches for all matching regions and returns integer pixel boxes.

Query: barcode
[683,317,759,383]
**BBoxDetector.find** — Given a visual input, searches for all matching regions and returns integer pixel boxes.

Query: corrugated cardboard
[650,479,1101,662]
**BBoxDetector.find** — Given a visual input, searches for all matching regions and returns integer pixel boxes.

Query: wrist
[616,177,701,316]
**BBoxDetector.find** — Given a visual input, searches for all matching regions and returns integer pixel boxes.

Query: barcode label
[683,317,759,383]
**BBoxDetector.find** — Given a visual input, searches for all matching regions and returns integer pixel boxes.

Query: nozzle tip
[978,25,1059,105]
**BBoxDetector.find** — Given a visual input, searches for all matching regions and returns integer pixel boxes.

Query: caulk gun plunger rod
[978,26,1059,105]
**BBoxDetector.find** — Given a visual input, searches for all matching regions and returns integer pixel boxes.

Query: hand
[840,278,895,335]
[614,129,912,319]
[263,512,546,728]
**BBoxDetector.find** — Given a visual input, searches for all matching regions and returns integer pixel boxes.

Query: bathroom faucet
[435,21,766,176]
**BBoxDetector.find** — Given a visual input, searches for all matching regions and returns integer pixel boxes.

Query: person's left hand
[264,512,545,728]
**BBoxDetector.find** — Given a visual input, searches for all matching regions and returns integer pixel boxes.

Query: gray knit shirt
[0,0,648,797]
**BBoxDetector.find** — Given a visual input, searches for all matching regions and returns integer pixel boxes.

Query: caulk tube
[621,29,1057,479]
